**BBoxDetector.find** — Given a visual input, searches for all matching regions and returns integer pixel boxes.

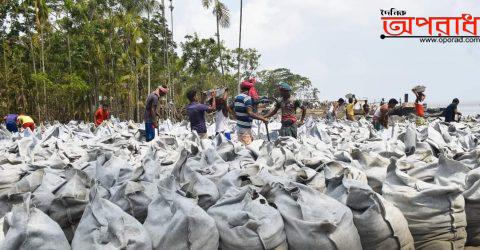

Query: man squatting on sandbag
[372,98,399,130]
[265,82,306,139]
[232,81,268,145]
[144,86,168,142]
[186,89,217,139]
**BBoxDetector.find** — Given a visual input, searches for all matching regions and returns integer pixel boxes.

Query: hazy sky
[171,0,480,104]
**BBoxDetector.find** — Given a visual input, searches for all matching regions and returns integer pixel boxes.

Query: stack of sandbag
[383,159,467,249]
[2,195,71,250]
[263,181,362,250]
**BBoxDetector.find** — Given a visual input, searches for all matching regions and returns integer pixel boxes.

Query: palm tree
[139,0,160,94]
[201,0,230,76]
[236,0,243,93]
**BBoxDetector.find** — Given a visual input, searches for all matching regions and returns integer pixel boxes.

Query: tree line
[1,0,316,123]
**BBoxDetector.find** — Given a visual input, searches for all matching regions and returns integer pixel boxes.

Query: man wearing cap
[232,81,268,145]
[265,82,306,138]
[144,86,168,142]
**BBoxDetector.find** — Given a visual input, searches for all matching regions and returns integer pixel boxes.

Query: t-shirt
[346,103,355,117]
[276,97,303,123]
[4,114,18,124]
[187,102,209,134]
[17,115,34,125]
[144,93,159,123]
[444,103,457,122]
[234,93,253,128]
[94,108,110,126]
[373,104,389,124]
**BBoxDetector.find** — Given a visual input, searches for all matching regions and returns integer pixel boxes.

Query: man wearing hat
[144,86,168,142]
[232,81,268,145]
[265,82,306,138]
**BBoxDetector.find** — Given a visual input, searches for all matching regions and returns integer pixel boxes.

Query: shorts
[22,122,35,131]
[6,122,18,133]
[237,127,253,145]
[279,123,298,138]
[373,121,382,131]
[145,122,155,142]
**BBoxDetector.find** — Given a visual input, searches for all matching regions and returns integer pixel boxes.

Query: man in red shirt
[95,103,110,126]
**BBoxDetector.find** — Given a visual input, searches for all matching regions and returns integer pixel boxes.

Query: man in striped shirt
[232,81,268,145]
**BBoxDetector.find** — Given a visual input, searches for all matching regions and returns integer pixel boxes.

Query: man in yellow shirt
[346,95,358,121]
[17,113,35,131]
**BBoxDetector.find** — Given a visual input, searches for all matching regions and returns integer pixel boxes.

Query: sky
[170,0,480,105]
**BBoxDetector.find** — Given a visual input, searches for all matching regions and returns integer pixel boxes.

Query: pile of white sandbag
[0,115,479,250]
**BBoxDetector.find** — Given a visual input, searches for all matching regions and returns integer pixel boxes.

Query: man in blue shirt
[232,81,268,145]
[186,89,216,139]
[3,114,18,133]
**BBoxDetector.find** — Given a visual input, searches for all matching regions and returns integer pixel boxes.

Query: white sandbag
[108,180,153,223]
[464,167,480,246]
[143,183,218,250]
[263,182,362,250]
[383,159,467,250]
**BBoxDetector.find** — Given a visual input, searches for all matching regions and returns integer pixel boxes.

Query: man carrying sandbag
[186,89,216,139]
[232,81,268,145]
[346,95,358,121]
[144,86,168,142]
[412,86,426,125]
[265,82,306,138]
[17,112,35,132]
[372,98,398,130]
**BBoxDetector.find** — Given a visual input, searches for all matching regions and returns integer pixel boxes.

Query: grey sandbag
[108,180,153,223]
[327,177,414,250]
[263,181,362,250]
[382,159,467,250]
[71,186,152,250]
[95,153,133,188]
[171,149,219,210]
[143,183,218,250]
[49,169,90,241]
[207,185,287,250]
[2,195,71,250]
[464,167,480,246]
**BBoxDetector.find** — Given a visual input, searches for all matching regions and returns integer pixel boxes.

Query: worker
[17,113,35,132]
[186,89,216,139]
[232,81,268,145]
[214,89,232,140]
[372,98,399,130]
[326,98,345,121]
[3,114,18,133]
[144,86,168,142]
[265,82,306,138]
[94,103,110,126]
[346,95,358,121]
[444,98,462,123]
[412,88,426,125]
[363,101,370,116]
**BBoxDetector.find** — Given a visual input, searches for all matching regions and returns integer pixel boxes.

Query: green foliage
[0,0,313,122]
[256,68,312,98]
